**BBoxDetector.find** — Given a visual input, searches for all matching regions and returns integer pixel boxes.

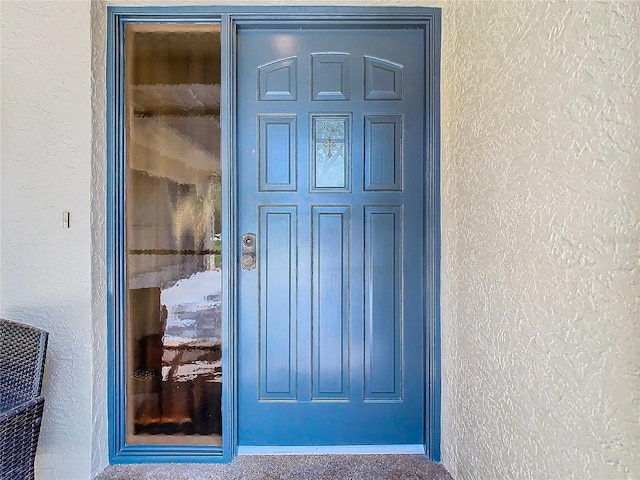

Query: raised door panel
[364,55,403,100]
[364,114,403,191]
[258,56,298,101]
[258,115,297,191]
[311,53,350,101]
[258,206,298,400]
[311,206,350,401]
[363,206,403,401]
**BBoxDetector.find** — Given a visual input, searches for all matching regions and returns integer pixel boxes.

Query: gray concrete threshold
[95,454,453,479]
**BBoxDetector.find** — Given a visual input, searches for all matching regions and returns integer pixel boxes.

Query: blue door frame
[106,5,441,464]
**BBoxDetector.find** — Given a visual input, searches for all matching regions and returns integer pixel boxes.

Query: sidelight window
[123,23,223,448]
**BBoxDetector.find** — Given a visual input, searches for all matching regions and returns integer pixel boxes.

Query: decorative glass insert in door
[124,23,222,446]
[310,114,350,192]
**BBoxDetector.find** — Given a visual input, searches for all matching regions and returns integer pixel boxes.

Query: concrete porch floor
[95,454,453,479]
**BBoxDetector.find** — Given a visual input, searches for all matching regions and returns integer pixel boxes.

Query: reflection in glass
[124,23,222,446]
[312,116,348,189]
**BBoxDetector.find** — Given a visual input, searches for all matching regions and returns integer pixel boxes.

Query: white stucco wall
[0,1,94,478]
[440,1,640,478]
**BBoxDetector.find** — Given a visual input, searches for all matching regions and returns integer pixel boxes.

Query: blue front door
[237,26,425,448]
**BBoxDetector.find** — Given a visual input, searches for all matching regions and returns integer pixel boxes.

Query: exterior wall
[0,1,94,478]
[440,1,640,478]
[2,0,638,479]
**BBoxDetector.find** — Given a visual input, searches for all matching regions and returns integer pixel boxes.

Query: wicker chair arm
[0,396,45,480]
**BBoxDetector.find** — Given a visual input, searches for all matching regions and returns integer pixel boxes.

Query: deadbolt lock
[243,234,255,249]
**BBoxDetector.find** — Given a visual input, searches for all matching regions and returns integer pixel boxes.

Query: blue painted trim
[227,14,242,460]
[105,7,117,464]
[237,445,425,455]
[106,4,441,465]
[220,13,236,463]
[107,9,131,463]
[108,5,441,16]
[106,7,227,463]
[423,10,442,462]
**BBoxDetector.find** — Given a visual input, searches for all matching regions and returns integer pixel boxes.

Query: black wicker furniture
[0,318,48,480]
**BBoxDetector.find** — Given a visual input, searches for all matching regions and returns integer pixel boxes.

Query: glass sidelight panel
[124,23,222,446]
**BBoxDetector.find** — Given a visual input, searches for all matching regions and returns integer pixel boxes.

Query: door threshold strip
[237,444,425,455]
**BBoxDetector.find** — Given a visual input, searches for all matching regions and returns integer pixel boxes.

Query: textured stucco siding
[2,0,639,479]
[0,1,94,478]
[440,1,640,478]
